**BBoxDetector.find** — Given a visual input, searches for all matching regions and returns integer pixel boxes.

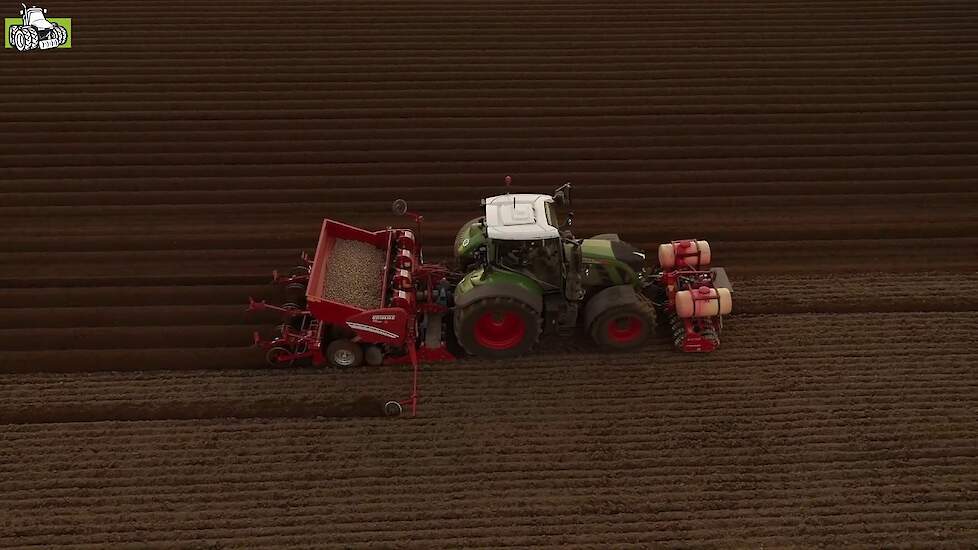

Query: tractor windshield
[25,9,49,27]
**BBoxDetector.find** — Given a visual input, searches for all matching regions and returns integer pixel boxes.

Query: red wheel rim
[607,315,643,342]
[474,310,527,350]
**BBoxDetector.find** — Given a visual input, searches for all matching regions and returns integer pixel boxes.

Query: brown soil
[2,0,977,547]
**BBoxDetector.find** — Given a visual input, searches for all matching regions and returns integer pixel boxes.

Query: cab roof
[482,193,560,241]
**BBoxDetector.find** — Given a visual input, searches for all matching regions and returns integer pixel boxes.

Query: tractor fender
[584,285,640,329]
[453,282,543,313]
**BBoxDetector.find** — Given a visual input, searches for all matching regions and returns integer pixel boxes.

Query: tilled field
[2,0,978,547]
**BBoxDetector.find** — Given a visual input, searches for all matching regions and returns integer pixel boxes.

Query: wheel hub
[473,310,527,350]
[607,315,643,342]
[333,348,356,366]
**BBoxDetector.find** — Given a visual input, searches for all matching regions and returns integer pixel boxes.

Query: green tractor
[452,183,658,358]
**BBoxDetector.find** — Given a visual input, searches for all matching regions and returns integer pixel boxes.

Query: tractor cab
[481,193,567,290]
[21,6,53,29]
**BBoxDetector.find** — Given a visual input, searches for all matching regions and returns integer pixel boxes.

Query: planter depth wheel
[384,401,403,417]
[265,346,295,367]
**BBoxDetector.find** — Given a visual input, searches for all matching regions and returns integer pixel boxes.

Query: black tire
[454,296,541,359]
[384,401,403,417]
[363,345,384,366]
[588,297,655,351]
[326,339,363,368]
[11,28,28,51]
[284,282,307,307]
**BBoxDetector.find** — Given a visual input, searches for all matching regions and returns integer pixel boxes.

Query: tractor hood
[580,238,647,272]
[454,217,486,262]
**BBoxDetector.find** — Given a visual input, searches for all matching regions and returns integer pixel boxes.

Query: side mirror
[553,182,572,207]
[392,199,408,216]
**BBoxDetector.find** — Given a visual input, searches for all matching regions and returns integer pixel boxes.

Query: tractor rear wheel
[454,296,541,358]
[589,298,655,351]
[11,28,25,51]
[17,26,38,51]
[326,339,363,368]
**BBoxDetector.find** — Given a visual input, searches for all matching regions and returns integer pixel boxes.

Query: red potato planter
[248,183,733,415]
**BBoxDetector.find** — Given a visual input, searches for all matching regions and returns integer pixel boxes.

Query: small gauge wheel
[384,401,403,417]
[265,346,294,367]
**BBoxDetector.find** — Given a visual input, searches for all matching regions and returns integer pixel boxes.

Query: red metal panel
[345,307,409,345]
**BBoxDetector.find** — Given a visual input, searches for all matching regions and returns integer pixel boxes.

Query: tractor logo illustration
[5,3,69,51]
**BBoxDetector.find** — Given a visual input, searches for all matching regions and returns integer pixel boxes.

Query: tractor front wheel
[589,299,655,351]
[326,339,363,368]
[454,296,541,359]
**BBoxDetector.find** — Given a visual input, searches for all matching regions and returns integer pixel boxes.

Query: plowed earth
[2,1,977,547]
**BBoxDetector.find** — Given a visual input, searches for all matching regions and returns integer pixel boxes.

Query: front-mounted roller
[647,239,733,352]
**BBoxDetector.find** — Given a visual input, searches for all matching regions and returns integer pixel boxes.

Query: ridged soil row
[0,266,974,366]
[1,0,978,547]
[0,417,974,547]
[0,312,974,421]
[0,270,973,333]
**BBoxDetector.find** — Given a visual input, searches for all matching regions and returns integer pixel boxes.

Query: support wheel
[454,296,541,359]
[589,298,655,351]
[364,345,384,366]
[265,346,295,367]
[384,401,403,417]
[326,339,363,368]
[284,283,307,308]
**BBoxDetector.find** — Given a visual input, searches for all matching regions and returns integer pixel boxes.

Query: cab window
[495,238,563,287]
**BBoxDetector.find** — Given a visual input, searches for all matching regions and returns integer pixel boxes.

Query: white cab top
[483,193,560,240]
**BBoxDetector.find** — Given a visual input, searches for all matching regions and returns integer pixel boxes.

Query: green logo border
[4,17,71,48]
